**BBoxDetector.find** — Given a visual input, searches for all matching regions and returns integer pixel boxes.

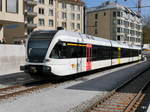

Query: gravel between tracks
[0,61,149,112]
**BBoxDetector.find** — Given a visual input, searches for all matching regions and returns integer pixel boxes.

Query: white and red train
[20,30,141,78]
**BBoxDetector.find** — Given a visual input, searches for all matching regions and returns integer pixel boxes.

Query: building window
[95,14,98,19]
[49,19,53,27]
[71,4,75,11]
[95,21,98,27]
[138,38,141,43]
[62,12,67,19]
[71,23,75,30]
[136,24,140,30]
[124,21,129,27]
[124,28,129,34]
[77,23,80,30]
[117,36,120,41]
[117,11,120,17]
[77,14,80,20]
[49,9,53,16]
[120,12,123,17]
[104,12,106,16]
[113,11,116,17]
[130,22,135,29]
[6,0,18,13]
[95,28,98,34]
[39,8,44,15]
[71,13,75,20]
[117,19,121,25]
[39,0,44,4]
[0,0,2,11]
[126,36,129,41]
[62,22,67,28]
[117,27,120,33]
[39,19,45,26]
[130,30,135,36]
[49,0,53,5]
[62,2,66,9]
[77,5,80,11]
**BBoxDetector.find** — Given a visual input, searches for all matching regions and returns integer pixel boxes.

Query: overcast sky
[83,0,150,16]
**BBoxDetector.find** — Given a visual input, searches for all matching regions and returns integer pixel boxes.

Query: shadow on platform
[67,62,150,93]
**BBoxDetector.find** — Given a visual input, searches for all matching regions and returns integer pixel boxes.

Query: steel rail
[0,82,52,100]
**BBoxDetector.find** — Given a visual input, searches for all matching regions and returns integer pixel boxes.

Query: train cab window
[50,43,62,59]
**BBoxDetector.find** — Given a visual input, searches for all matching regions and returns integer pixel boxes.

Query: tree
[143,15,150,44]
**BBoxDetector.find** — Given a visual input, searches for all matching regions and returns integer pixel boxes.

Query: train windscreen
[27,31,57,63]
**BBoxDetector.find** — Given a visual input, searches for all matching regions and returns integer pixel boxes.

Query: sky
[83,0,150,16]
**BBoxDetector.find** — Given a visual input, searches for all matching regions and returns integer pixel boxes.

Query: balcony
[26,23,37,29]
[25,0,37,6]
[25,10,37,17]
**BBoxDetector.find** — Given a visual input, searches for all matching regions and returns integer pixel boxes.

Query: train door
[86,44,92,71]
[77,40,82,73]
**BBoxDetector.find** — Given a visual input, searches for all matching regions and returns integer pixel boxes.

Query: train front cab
[20,30,58,77]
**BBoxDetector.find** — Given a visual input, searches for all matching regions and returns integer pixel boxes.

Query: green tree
[143,15,150,44]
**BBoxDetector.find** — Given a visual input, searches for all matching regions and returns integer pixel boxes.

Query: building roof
[87,1,141,18]
[58,0,85,5]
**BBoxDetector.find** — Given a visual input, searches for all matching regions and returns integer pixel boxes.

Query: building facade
[34,0,57,31]
[0,0,24,43]
[86,1,143,46]
[56,0,84,33]
[33,0,84,33]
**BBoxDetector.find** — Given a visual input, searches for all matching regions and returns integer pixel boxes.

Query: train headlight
[26,58,29,62]
[43,59,50,63]
[43,66,51,72]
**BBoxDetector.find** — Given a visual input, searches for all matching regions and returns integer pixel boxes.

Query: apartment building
[33,0,84,33]
[56,0,84,33]
[86,1,143,46]
[0,0,24,43]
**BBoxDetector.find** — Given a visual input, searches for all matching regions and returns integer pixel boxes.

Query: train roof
[110,40,130,49]
[55,30,112,47]
[55,30,141,49]
[31,30,141,50]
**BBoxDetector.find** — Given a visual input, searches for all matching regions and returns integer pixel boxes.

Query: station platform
[0,61,149,112]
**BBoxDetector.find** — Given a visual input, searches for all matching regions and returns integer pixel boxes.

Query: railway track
[0,81,53,101]
[0,72,90,101]
[85,67,150,112]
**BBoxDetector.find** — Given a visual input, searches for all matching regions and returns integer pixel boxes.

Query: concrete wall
[0,45,25,75]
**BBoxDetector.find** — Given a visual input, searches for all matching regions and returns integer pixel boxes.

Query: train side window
[112,47,118,59]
